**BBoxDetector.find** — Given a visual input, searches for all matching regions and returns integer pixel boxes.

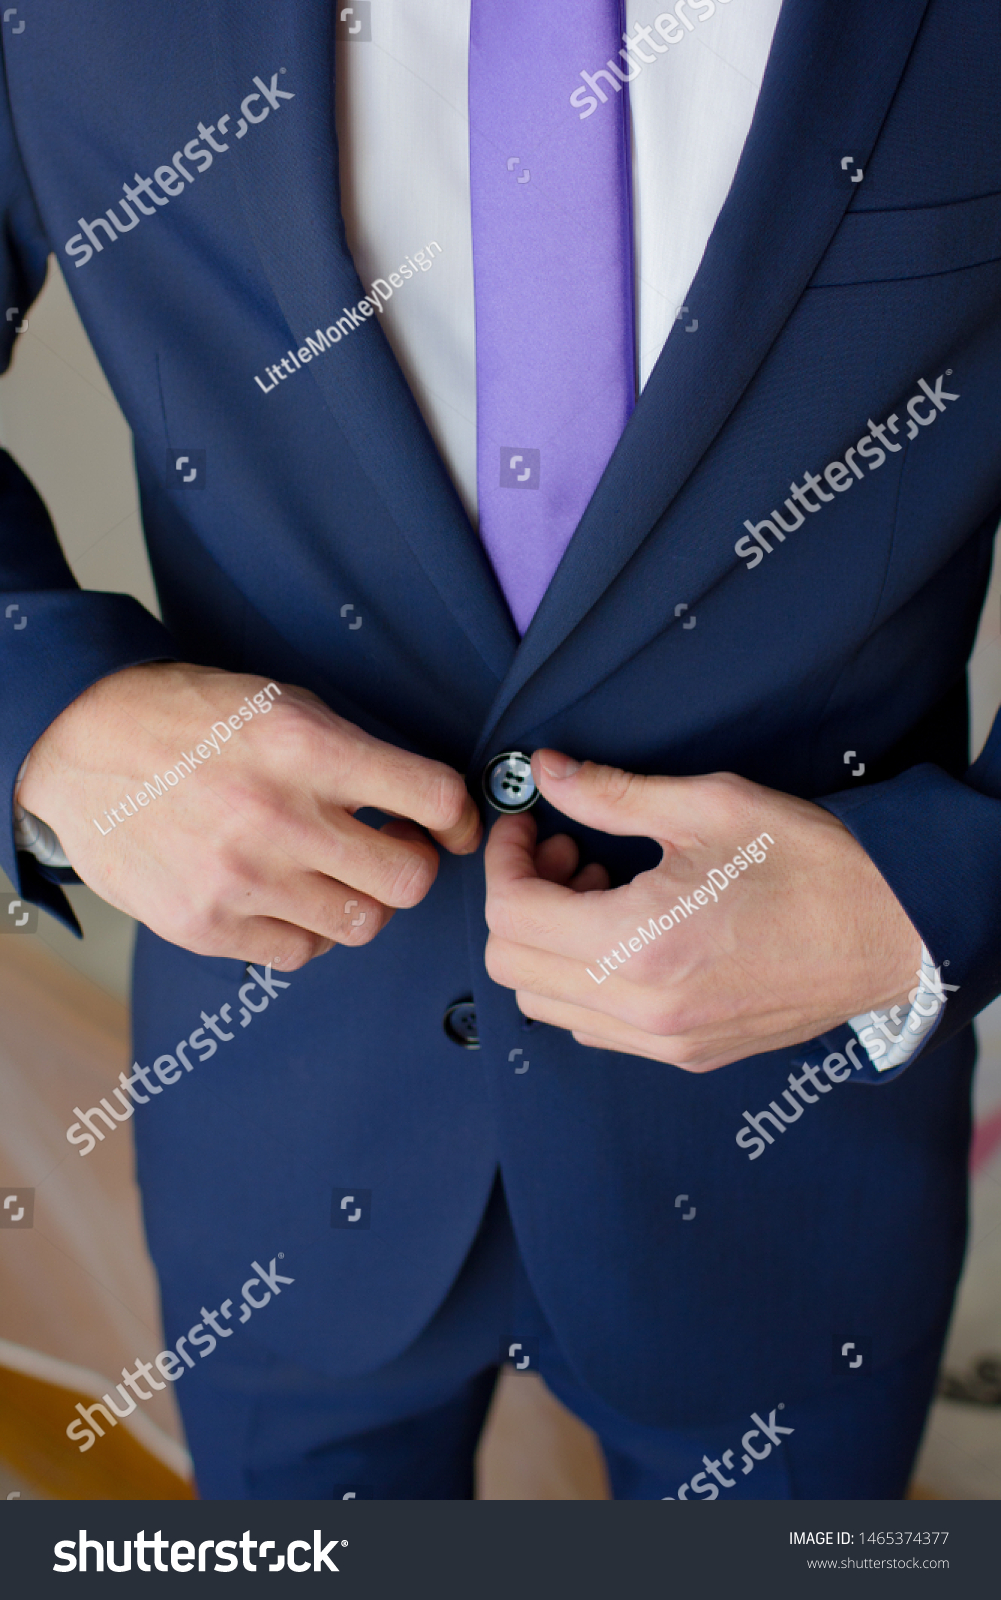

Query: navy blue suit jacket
[2,1,1000,1426]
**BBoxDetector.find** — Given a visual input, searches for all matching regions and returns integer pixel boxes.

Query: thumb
[531,750,670,838]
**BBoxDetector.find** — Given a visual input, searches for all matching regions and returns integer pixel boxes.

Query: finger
[296,816,458,932]
[530,749,724,845]
[529,750,664,835]
[183,754,444,913]
[305,809,442,908]
[427,795,483,856]
[261,817,422,943]
[153,912,336,973]
[534,837,610,893]
[248,927,335,972]
[515,989,685,1062]
[570,1028,763,1071]
[271,874,395,946]
[572,1030,700,1064]
[486,932,665,1029]
[492,926,806,1045]
[484,810,540,883]
[484,831,636,962]
[534,833,580,884]
[514,989,724,1068]
[516,987,820,1070]
[485,814,627,956]
[169,853,394,952]
[569,861,610,893]
[335,733,481,855]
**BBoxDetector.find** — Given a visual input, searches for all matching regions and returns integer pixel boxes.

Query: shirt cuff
[848,944,946,1072]
[13,758,71,869]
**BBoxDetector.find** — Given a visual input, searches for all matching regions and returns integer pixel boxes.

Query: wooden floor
[0,1367,194,1500]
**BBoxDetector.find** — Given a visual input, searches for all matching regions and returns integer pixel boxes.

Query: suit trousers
[177,1179,944,1500]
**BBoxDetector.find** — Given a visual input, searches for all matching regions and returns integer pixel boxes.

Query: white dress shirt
[16,0,944,1065]
[335,0,784,521]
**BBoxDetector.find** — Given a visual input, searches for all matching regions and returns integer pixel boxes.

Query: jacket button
[482,751,538,813]
[443,998,479,1048]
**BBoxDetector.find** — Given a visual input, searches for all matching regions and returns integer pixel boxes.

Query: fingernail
[537,750,582,781]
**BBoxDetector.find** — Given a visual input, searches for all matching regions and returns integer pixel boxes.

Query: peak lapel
[209,0,517,683]
[472,0,933,761]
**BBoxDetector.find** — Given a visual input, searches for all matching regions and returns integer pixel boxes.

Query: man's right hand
[15,661,482,969]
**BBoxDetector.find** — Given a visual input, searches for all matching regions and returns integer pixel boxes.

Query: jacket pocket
[810,189,1001,287]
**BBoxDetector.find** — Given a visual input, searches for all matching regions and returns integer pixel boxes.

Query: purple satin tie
[469,0,635,635]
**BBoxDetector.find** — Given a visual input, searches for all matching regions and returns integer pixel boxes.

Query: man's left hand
[483,752,923,1071]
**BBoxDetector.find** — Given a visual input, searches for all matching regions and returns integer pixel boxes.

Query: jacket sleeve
[818,703,1001,1061]
[0,74,177,928]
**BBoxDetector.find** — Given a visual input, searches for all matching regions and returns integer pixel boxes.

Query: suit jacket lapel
[472,0,933,761]
[209,0,517,684]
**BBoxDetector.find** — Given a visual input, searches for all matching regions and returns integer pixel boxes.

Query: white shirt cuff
[849,945,947,1072]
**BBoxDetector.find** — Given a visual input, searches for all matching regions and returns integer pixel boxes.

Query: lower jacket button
[443,998,479,1048]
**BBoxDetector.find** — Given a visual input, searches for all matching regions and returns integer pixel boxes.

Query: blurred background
[1,261,998,1501]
